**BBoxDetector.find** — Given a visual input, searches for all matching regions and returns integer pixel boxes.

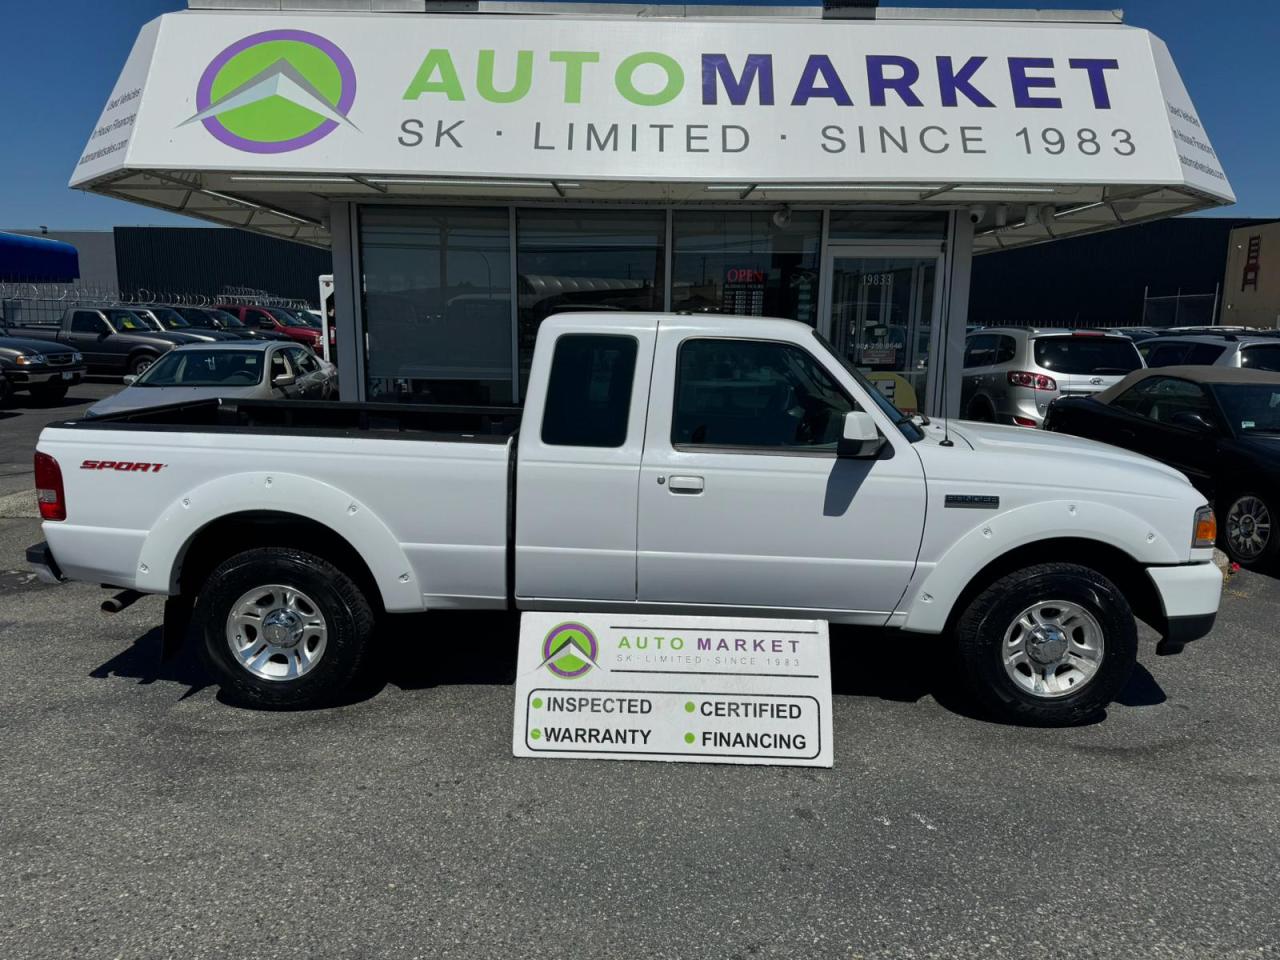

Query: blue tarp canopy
[0,232,80,282]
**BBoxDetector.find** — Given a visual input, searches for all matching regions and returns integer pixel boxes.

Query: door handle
[667,475,705,495]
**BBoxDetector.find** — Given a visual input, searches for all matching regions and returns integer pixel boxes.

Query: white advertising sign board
[513,613,833,767]
[73,12,1231,201]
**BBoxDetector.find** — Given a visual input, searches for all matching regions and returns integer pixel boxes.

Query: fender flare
[133,471,423,612]
[900,499,1182,634]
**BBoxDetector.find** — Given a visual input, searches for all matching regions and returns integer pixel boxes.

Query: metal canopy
[73,10,1233,251]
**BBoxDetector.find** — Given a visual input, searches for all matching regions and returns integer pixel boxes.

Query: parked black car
[0,322,88,401]
[132,305,240,342]
[1046,366,1280,566]
[171,306,293,342]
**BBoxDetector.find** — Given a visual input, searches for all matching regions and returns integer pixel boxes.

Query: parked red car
[214,304,322,351]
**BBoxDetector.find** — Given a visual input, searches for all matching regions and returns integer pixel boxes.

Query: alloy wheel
[1002,600,1105,699]
[225,584,329,682]
[1227,495,1272,561]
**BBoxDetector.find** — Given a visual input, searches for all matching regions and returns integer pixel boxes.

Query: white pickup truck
[28,313,1222,724]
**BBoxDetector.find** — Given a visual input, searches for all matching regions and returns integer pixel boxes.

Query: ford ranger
[26,313,1222,725]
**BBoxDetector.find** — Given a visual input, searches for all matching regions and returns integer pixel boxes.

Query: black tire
[955,562,1138,726]
[1219,491,1279,569]
[129,353,158,377]
[29,382,68,403]
[0,377,13,406]
[194,547,375,709]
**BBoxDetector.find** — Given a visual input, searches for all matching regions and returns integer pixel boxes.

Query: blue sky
[3,0,1276,229]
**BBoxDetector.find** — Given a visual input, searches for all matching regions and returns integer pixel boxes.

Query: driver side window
[672,338,855,450]
[70,311,107,334]
[1112,377,1212,424]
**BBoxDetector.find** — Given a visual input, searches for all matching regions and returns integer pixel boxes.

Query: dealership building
[72,0,1233,413]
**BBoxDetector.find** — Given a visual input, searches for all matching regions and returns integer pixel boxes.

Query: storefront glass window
[671,211,821,325]
[516,209,665,397]
[360,207,513,404]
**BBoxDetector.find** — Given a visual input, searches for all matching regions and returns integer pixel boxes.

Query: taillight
[1008,371,1058,391]
[1012,416,1039,428]
[34,452,66,521]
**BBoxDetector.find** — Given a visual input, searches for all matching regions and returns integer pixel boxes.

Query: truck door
[66,310,114,369]
[515,320,656,602]
[636,322,927,622]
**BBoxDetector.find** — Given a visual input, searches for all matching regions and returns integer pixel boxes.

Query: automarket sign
[73,12,1230,199]
[512,613,834,766]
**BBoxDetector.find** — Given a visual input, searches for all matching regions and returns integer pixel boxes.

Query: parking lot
[1,382,1278,959]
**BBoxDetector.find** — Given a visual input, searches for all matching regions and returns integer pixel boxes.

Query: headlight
[1193,506,1217,549]
[15,354,47,366]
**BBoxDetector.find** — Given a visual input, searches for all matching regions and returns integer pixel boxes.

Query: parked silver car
[86,341,336,418]
[962,327,1145,427]
[1142,334,1280,372]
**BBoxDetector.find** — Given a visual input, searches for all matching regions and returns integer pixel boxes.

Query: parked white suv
[963,328,1145,427]
[1142,334,1280,372]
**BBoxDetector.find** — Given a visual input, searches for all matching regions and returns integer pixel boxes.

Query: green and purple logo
[538,622,600,680]
[184,29,357,154]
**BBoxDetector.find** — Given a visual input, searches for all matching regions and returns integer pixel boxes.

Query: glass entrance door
[826,248,942,415]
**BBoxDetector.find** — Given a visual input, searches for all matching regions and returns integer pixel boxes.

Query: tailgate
[1054,371,1127,398]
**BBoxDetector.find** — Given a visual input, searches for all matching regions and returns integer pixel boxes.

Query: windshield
[270,307,319,328]
[1213,384,1280,435]
[811,330,923,442]
[149,307,191,329]
[1033,336,1142,376]
[135,349,266,387]
[208,308,245,328]
[105,309,153,332]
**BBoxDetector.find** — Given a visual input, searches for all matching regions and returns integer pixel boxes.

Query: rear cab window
[1033,335,1142,375]
[541,334,638,448]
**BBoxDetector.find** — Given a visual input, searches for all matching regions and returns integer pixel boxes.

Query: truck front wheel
[954,562,1138,726]
[194,547,375,709]
[129,353,157,377]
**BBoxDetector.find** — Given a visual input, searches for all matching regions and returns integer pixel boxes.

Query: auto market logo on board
[537,622,600,680]
[183,29,357,153]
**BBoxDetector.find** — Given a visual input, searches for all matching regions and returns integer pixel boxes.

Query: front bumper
[8,367,85,386]
[1147,562,1222,654]
[26,541,65,585]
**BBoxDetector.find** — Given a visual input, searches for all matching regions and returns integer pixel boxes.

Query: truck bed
[38,397,523,610]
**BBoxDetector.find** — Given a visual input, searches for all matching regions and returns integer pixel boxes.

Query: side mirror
[123,374,137,385]
[273,373,296,387]
[838,410,886,459]
[1171,411,1215,432]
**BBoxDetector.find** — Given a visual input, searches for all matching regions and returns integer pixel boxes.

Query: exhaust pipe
[101,589,144,614]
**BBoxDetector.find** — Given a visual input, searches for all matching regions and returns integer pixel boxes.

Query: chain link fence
[1141,286,1221,329]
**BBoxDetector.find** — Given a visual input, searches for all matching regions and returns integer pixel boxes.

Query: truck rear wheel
[954,562,1138,726]
[194,547,375,709]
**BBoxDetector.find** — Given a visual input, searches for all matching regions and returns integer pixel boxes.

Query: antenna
[938,224,955,448]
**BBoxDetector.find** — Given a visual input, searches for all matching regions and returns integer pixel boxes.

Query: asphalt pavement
[0,388,1277,959]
